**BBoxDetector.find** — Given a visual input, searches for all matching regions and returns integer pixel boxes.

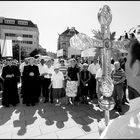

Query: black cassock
[1,65,20,107]
[21,65,41,105]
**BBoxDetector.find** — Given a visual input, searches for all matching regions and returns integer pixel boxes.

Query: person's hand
[0,77,4,81]
[29,72,34,76]
[6,74,12,78]
[77,81,80,86]
[113,81,117,85]
[67,77,71,81]
[97,77,101,81]
[83,82,86,86]
[48,85,51,89]
[85,83,88,87]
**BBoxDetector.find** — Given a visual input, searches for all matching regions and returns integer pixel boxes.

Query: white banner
[68,47,81,58]
[81,48,97,57]
[57,49,63,57]
[0,39,13,57]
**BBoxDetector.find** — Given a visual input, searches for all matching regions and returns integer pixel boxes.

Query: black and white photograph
[0,1,139,139]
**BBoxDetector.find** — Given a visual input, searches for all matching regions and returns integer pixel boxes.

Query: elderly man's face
[29,59,34,65]
[83,66,88,70]
[71,60,76,66]
[46,60,51,66]
[114,62,120,70]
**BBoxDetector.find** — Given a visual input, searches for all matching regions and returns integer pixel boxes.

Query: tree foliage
[13,44,29,61]
[29,48,47,57]
[110,31,116,40]
[46,51,57,58]
[92,29,116,41]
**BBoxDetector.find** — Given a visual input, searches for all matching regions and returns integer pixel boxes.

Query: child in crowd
[49,64,64,105]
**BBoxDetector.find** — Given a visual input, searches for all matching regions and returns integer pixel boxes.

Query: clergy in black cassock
[21,57,41,106]
[1,58,20,107]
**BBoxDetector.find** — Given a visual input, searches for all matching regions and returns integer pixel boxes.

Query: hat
[70,58,76,62]
[28,57,35,61]
[60,59,65,63]
[83,63,88,67]
[6,57,13,61]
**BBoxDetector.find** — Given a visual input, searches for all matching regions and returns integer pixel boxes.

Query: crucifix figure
[70,5,129,126]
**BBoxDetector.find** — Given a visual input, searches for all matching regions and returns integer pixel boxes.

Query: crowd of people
[0,54,129,113]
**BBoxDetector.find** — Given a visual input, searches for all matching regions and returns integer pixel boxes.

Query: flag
[0,39,13,57]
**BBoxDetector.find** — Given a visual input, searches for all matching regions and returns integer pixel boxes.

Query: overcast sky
[0,1,140,52]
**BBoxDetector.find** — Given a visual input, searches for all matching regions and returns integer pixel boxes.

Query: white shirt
[38,63,48,77]
[46,66,55,78]
[95,68,102,79]
[88,63,100,75]
[51,71,64,88]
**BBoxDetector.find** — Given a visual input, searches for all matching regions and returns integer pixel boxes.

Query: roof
[0,17,37,28]
[60,27,79,36]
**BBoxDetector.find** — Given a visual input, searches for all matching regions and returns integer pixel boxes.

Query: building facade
[0,17,39,54]
[57,27,80,59]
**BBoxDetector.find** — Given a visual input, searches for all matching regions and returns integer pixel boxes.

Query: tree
[92,29,116,41]
[29,48,47,57]
[46,51,57,58]
[13,44,29,61]
[110,31,116,40]
[92,29,104,40]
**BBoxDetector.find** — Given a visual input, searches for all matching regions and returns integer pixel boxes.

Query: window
[4,19,15,24]
[12,40,32,44]
[12,40,19,43]
[23,34,33,38]
[0,18,3,23]
[5,33,16,37]
[29,35,33,38]
[22,41,33,44]
[23,34,28,38]
[18,20,28,25]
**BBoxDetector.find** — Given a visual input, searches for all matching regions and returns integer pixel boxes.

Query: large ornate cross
[91,5,129,98]
[70,5,129,126]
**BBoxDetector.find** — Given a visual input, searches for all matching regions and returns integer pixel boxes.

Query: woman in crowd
[66,58,80,105]
[88,59,100,100]
[1,58,20,107]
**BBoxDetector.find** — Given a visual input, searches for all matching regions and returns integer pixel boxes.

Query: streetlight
[17,35,23,66]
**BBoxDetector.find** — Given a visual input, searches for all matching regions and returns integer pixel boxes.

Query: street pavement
[0,96,130,139]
